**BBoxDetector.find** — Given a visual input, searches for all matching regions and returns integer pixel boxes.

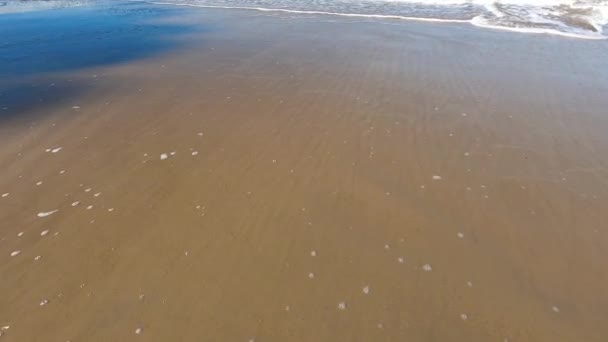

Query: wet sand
[1,2,608,341]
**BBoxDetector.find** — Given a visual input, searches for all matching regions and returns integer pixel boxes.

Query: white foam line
[132,0,606,39]
[471,16,607,40]
[131,0,468,23]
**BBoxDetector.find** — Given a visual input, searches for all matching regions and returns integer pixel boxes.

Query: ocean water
[0,0,92,13]
[1,0,607,39]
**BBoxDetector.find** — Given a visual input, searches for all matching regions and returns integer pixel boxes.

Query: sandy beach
[1,1,608,341]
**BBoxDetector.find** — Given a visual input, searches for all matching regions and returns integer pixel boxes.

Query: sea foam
[136,0,607,39]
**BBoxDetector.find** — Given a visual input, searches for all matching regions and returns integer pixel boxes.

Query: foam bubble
[37,210,58,218]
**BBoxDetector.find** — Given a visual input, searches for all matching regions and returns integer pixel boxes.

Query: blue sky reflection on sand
[0,2,205,77]
[0,2,208,119]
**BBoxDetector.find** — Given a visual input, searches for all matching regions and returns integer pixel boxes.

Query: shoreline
[136,0,608,40]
